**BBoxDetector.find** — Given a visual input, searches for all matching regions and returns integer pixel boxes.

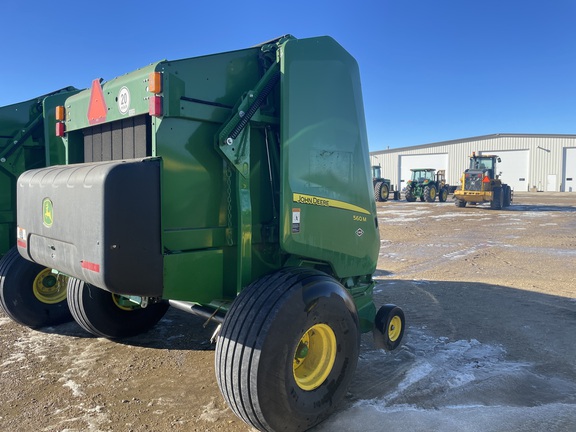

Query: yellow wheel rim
[32,268,68,304]
[293,323,337,391]
[430,188,436,199]
[380,186,388,200]
[388,315,402,342]
[112,294,139,311]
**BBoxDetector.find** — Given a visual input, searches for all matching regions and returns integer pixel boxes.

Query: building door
[546,175,557,192]
[481,149,529,191]
[563,148,576,192]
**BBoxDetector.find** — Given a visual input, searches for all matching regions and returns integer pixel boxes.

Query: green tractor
[0,87,79,328]
[372,164,392,202]
[10,36,405,432]
[404,168,449,202]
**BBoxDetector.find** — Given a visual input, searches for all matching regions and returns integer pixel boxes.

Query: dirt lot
[1,192,575,432]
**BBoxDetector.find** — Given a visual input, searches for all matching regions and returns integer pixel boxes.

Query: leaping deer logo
[43,198,53,228]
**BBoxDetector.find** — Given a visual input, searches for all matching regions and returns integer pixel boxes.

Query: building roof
[371,133,576,155]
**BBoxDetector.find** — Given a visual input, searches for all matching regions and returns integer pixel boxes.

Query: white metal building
[370,134,576,193]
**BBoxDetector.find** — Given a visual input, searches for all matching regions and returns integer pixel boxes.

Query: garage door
[481,149,529,192]
[399,153,448,190]
[564,148,576,192]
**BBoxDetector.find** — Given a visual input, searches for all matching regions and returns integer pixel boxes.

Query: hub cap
[293,324,337,391]
[32,268,67,304]
[388,315,402,342]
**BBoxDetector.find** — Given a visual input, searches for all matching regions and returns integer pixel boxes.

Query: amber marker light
[55,105,65,121]
[149,72,162,94]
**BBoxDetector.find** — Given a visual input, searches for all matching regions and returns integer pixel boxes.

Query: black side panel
[17,158,163,297]
[83,115,150,162]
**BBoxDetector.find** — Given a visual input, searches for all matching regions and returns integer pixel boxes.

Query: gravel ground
[1,192,575,432]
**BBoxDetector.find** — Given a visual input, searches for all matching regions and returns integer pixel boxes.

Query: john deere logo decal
[43,198,54,228]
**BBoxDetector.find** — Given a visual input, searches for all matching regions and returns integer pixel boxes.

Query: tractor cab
[409,168,435,184]
[468,153,500,182]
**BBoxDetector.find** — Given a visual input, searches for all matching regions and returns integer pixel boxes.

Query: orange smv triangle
[87,79,107,125]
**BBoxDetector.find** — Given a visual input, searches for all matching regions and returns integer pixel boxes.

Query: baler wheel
[0,247,72,328]
[373,304,405,351]
[66,277,169,339]
[455,199,467,208]
[215,267,359,432]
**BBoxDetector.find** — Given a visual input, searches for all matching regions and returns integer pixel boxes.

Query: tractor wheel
[374,182,389,202]
[490,187,503,210]
[503,185,512,207]
[455,199,467,207]
[0,247,72,328]
[66,277,169,339]
[215,268,360,432]
[439,188,449,202]
[373,304,405,351]
[405,189,416,202]
[424,185,437,202]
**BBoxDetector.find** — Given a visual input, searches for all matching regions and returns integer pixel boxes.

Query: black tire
[503,185,512,207]
[67,277,169,339]
[0,247,72,328]
[405,189,416,202]
[373,304,405,351]
[490,186,503,210]
[439,188,449,202]
[424,185,437,202]
[455,199,466,207]
[374,182,389,202]
[215,268,360,432]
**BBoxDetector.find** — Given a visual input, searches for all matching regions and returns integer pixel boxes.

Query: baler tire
[373,304,405,351]
[66,277,169,339]
[0,247,72,328]
[215,267,360,432]
[455,199,467,208]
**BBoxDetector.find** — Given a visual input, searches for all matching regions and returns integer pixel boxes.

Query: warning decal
[292,208,301,233]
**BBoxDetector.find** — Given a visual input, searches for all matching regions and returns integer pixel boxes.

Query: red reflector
[149,95,162,117]
[81,260,100,273]
[17,239,26,248]
[483,176,490,183]
[87,79,107,125]
[55,122,65,137]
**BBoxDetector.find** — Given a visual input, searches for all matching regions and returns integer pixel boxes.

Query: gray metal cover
[17,158,163,296]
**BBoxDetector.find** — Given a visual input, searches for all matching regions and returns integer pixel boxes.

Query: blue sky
[2,1,574,150]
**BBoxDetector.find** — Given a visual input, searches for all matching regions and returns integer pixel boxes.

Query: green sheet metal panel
[0,88,78,256]
[279,37,379,278]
